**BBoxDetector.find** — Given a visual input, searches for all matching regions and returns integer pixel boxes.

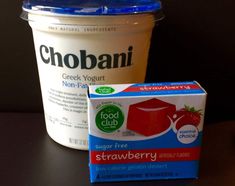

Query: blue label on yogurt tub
[22,0,162,15]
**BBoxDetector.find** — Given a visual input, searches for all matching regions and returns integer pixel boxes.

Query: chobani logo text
[39,45,133,69]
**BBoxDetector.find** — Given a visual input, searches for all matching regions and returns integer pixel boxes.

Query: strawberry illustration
[173,105,202,130]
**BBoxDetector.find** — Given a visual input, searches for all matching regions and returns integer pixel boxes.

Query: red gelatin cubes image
[127,98,176,136]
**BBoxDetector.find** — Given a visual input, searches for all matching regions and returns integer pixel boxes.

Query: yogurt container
[21,0,163,150]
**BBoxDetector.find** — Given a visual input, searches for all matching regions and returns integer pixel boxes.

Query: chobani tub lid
[22,0,162,16]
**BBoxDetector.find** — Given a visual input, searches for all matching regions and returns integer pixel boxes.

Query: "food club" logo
[95,104,124,133]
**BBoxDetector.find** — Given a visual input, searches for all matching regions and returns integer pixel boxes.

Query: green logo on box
[95,86,115,94]
[96,105,124,133]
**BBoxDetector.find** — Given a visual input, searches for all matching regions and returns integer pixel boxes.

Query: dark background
[1,1,235,122]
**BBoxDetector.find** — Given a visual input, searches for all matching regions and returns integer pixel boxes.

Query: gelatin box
[87,81,207,182]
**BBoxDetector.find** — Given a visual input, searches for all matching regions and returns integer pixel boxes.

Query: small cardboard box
[87,81,207,183]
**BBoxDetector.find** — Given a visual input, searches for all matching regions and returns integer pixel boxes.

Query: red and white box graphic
[127,98,176,136]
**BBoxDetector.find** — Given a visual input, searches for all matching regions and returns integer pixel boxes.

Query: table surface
[0,113,234,186]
